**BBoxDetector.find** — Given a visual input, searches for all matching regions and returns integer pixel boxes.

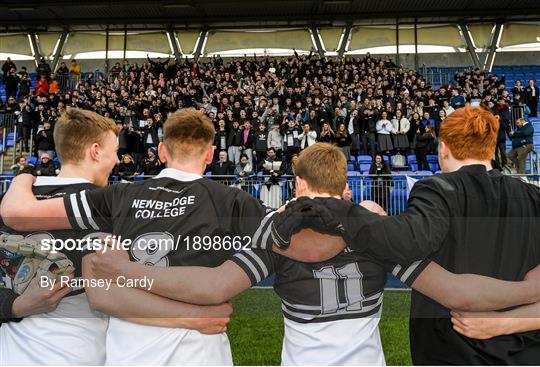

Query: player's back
[0,176,108,365]
[65,168,266,365]
[409,165,540,365]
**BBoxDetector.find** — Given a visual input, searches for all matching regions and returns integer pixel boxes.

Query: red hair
[439,106,499,161]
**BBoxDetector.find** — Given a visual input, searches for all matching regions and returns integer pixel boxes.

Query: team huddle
[0,107,539,365]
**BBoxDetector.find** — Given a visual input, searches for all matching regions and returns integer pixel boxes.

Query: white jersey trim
[153,168,202,182]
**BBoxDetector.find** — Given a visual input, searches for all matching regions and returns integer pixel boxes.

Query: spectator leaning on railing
[507,117,534,174]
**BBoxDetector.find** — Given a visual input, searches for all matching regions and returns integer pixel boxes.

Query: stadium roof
[1,0,539,31]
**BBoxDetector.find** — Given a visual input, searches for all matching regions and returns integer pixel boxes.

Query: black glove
[270,197,347,249]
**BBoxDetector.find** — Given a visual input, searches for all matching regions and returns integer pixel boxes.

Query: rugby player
[0,109,232,365]
[0,108,329,365]
[87,143,538,365]
[261,106,540,364]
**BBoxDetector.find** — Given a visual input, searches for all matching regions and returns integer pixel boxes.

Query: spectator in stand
[240,120,255,161]
[33,153,57,176]
[369,154,392,212]
[142,117,159,152]
[211,150,235,176]
[335,122,352,160]
[4,67,19,99]
[360,108,377,157]
[18,68,31,99]
[421,111,435,128]
[376,111,393,157]
[2,57,16,82]
[35,121,55,159]
[116,153,138,179]
[56,61,69,91]
[525,80,539,118]
[507,117,534,174]
[214,119,229,158]
[391,109,410,154]
[146,55,170,76]
[346,109,361,156]
[298,123,317,151]
[48,75,60,95]
[413,122,432,171]
[20,103,33,152]
[11,156,34,176]
[512,80,526,102]
[36,58,51,79]
[450,88,465,109]
[282,118,302,162]
[69,59,81,83]
[318,121,335,144]
[227,120,243,165]
[442,100,455,116]
[142,147,163,176]
[35,75,49,97]
[408,112,422,150]
[259,147,285,208]
[435,109,447,135]
[253,123,268,166]
[235,154,253,191]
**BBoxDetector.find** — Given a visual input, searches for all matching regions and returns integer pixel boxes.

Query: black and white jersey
[0,177,99,300]
[231,209,422,324]
[63,168,266,268]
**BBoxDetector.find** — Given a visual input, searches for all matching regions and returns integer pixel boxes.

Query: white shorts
[281,309,385,366]
[105,317,233,365]
[0,293,108,366]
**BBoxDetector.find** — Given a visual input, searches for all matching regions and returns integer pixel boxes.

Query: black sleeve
[231,190,267,238]
[0,288,22,323]
[63,184,123,232]
[230,248,277,286]
[346,176,453,264]
[385,259,431,287]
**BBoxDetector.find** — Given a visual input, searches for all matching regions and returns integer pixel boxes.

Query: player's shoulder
[32,177,98,198]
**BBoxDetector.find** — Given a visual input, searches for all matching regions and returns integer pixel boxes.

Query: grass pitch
[228,288,412,365]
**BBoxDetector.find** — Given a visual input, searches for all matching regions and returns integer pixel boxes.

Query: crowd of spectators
[0,51,537,183]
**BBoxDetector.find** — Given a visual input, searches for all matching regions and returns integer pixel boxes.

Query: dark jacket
[211,160,235,176]
[35,129,55,151]
[254,130,268,152]
[33,161,56,176]
[227,128,243,147]
[511,122,534,148]
[142,157,163,176]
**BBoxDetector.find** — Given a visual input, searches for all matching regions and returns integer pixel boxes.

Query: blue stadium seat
[347,162,356,171]
[204,171,212,176]
[426,155,438,163]
[534,135,540,146]
[409,163,418,172]
[357,155,372,163]
[27,156,39,166]
[359,163,371,173]
[406,155,417,164]
[429,163,439,172]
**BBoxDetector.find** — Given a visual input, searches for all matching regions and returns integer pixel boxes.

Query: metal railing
[2,173,537,214]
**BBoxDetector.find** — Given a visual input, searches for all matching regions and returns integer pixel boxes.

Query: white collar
[153,168,202,182]
[34,176,92,187]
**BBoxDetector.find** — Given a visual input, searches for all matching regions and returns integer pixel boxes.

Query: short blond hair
[54,109,118,165]
[295,143,347,197]
[163,108,215,160]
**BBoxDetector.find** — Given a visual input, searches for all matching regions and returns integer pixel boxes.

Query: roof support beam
[51,30,68,72]
[310,26,325,58]
[458,23,481,69]
[337,23,352,58]
[28,32,42,66]
[483,22,504,72]
[167,28,182,60]
[193,28,208,61]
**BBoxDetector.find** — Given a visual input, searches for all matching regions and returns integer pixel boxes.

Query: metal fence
[2,174,538,214]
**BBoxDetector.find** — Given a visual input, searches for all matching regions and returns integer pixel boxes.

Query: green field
[228,288,412,365]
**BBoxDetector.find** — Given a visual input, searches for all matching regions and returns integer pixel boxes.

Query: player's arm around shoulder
[410,262,540,312]
[0,174,69,231]
[88,244,252,305]
[82,252,232,333]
